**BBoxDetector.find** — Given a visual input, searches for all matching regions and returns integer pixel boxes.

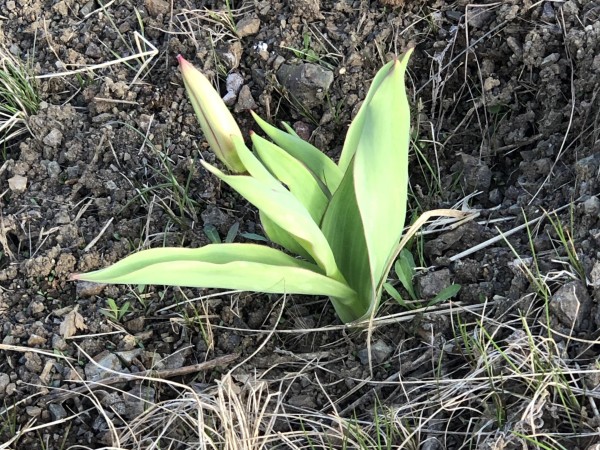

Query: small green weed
[383,248,461,309]
[100,297,132,322]
[0,47,40,156]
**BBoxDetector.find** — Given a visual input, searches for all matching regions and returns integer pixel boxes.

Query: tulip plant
[74,50,431,323]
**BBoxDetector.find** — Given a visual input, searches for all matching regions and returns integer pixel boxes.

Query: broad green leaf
[259,211,314,261]
[338,49,413,172]
[321,163,373,321]
[353,52,412,292]
[202,161,342,279]
[252,133,329,222]
[251,111,342,192]
[74,244,356,298]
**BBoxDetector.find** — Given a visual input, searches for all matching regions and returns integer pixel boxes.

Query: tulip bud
[177,55,245,173]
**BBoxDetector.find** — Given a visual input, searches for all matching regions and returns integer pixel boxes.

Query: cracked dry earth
[1,0,600,448]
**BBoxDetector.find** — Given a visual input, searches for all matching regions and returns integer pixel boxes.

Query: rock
[24,352,43,373]
[0,373,10,394]
[46,161,61,179]
[550,281,590,330]
[574,153,600,181]
[357,340,393,365]
[76,281,106,298]
[591,262,600,288]
[289,0,323,20]
[467,8,494,29]
[293,121,313,141]
[277,63,334,110]
[85,42,102,59]
[583,196,600,216]
[48,403,68,420]
[85,351,123,380]
[145,0,169,17]
[201,205,229,230]
[26,406,42,417]
[123,385,156,419]
[460,153,492,192]
[43,129,63,147]
[234,85,257,112]
[116,349,143,366]
[222,72,244,106]
[8,175,27,193]
[417,269,452,299]
[27,334,46,346]
[217,41,243,70]
[99,392,128,416]
[236,17,260,37]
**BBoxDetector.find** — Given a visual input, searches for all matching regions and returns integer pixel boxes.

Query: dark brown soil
[1,0,600,448]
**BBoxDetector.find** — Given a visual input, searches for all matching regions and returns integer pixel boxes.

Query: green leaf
[321,164,373,320]
[338,50,413,172]
[203,224,221,243]
[353,52,412,292]
[202,161,341,279]
[251,111,342,192]
[428,284,461,307]
[259,211,314,261]
[75,244,357,299]
[252,132,329,223]
[395,249,417,300]
[225,222,239,243]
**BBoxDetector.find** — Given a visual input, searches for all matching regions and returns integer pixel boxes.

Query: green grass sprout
[0,47,40,154]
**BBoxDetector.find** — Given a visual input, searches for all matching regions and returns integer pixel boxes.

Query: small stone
[0,373,10,394]
[8,175,27,193]
[105,180,118,190]
[43,129,63,147]
[116,349,143,366]
[201,205,229,229]
[222,72,244,106]
[79,0,94,16]
[85,351,123,380]
[28,334,47,346]
[125,316,145,333]
[236,17,261,37]
[52,0,69,16]
[76,281,106,297]
[48,403,68,420]
[145,0,169,17]
[234,85,257,112]
[417,269,452,299]
[26,406,42,417]
[6,1,16,10]
[550,281,590,330]
[583,196,600,216]
[25,351,43,373]
[5,383,16,395]
[357,339,393,365]
[85,43,102,59]
[293,121,313,141]
[273,55,285,70]
[277,63,334,109]
[123,385,156,419]
[460,153,492,191]
[47,161,61,178]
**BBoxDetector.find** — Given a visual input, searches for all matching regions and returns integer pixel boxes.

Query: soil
[1,0,600,448]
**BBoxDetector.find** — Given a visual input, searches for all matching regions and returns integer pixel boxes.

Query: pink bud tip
[176,54,185,65]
